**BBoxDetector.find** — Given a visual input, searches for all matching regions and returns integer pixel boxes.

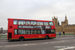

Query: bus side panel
[8,19,13,40]
[50,34,56,37]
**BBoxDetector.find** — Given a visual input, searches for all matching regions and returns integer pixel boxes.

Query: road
[0,36,75,50]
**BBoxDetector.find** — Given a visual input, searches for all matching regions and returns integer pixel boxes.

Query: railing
[56,33,74,36]
[0,33,74,39]
[0,34,7,39]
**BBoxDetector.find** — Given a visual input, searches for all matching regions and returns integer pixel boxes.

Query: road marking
[5,44,25,47]
[62,40,70,42]
[46,42,48,44]
[57,37,73,39]
[57,46,75,50]
[50,40,65,43]
[4,40,70,47]
[27,43,37,45]
[61,41,64,42]
[3,41,59,48]
[25,44,28,46]
[1,39,75,48]
[5,43,37,47]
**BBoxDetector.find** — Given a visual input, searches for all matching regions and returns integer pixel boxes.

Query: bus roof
[8,18,53,22]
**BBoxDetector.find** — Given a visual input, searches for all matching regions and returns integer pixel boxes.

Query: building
[1,27,3,33]
[52,15,75,33]
[0,27,7,34]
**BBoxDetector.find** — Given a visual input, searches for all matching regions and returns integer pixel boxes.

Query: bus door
[38,26,46,38]
[41,26,46,34]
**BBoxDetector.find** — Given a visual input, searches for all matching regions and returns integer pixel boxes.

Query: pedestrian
[59,32,61,36]
[63,31,65,36]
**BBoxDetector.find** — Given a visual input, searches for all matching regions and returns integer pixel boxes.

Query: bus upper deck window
[26,21,30,25]
[18,20,25,25]
[37,22,43,25]
[44,22,48,25]
[49,22,53,26]
[31,21,36,25]
[13,20,17,25]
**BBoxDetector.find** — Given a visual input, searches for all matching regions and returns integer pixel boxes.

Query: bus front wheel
[19,37,24,41]
[45,36,49,39]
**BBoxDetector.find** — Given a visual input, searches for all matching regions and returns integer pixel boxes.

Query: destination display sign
[46,26,51,28]
[18,26,41,28]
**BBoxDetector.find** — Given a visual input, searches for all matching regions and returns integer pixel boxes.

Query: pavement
[0,35,75,50]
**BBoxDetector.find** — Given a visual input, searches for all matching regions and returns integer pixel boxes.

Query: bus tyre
[45,36,49,39]
[19,37,24,41]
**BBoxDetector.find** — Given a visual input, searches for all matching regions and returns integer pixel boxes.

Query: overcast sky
[0,0,75,30]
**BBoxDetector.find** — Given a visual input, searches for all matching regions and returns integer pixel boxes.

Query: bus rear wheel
[19,37,24,41]
[45,36,49,39]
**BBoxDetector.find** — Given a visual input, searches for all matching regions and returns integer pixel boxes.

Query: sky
[0,0,75,30]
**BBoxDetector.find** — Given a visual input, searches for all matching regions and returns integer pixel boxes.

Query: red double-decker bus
[7,18,56,41]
